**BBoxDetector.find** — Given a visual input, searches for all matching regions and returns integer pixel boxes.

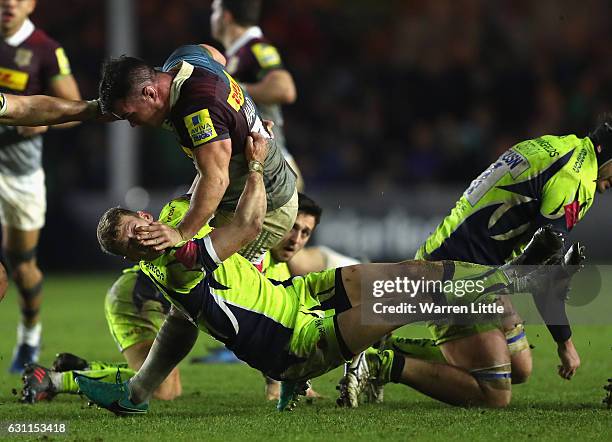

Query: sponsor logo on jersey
[572,147,587,173]
[464,149,529,206]
[223,71,244,112]
[184,109,217,146]
[0,67,29,91]
[534,137,559,157]
[55,48,72,76]
[14,48,32,67]
[251,43,281,69]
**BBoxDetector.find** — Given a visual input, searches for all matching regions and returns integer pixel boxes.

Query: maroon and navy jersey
[225,36,284,83]
[225,27,289,156]
[162,51,295,211]
[0,20,72,175]
[0,29,70,95]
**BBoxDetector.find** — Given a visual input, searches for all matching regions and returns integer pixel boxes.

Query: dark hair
[97,207,137,255]
[298,193,323,226]
[98,56,156,114]
[222,0,262,26]
[589,113,612,165]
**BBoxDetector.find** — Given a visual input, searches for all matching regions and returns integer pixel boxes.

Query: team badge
[184,109,217,147]
[251,43,281,69]
[14,48,32,67]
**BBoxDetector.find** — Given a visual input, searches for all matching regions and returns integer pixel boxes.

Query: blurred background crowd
[23,0,612,267]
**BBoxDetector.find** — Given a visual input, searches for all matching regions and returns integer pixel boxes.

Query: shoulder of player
[246,38,283,69]
[24,28,62,51]
[170,70,228,117]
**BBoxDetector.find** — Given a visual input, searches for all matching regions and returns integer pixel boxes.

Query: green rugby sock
[380,335,445,362]
[87,360,130,371]
[56,367,136,393]
[443,261,511,304]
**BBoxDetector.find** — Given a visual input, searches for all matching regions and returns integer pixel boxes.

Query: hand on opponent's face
[135,222,184,252]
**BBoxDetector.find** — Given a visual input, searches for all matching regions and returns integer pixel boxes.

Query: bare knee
[12,260,42,288]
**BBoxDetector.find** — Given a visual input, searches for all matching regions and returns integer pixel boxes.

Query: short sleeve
[250,42,284,79]
[41,44,72,81]
[172,100,231,150]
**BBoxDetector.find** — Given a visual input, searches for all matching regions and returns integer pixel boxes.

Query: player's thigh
[0,169,46,245]
[3,226,40,253]
[439,327,511,370]
[340,260,444,307]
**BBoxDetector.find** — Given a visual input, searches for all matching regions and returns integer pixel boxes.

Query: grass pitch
[0,274,610,441]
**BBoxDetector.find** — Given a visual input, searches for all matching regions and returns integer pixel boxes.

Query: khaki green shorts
[212,188,298,261]
[427,322,501,346]
[279,268,348,381]
[281,314,346,382]
[104,272,167,352]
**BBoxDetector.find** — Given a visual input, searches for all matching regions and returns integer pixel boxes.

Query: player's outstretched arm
[208,132,268,261]
[0,93,100,126]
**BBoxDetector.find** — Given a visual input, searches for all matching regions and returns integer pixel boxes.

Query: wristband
[248,160,264,175]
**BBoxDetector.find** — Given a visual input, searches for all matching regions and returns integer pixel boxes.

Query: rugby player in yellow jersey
[340,119,612,408]
[73,131,579,415]
[19,131,272,404]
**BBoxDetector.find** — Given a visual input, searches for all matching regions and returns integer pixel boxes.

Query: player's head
[99,56,166,128]
[271,193,322,263]
[590,113,612,193]
[0,0,36,37]
[210,0,262,42]
[97,207,162,262]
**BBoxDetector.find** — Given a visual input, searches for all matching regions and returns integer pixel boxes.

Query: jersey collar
[169,61,195,109]
[226,26,263,58]
[5,19,35,47]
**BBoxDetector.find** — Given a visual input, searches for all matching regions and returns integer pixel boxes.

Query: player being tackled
[74,131,581,416]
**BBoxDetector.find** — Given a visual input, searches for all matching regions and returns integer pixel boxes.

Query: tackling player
[210,0,303,191]
[73,132,575,415]
[340,120,612,408]
[0,0,82,373]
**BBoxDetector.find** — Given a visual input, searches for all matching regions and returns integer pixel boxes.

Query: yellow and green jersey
[139,196,323,378]
[261,252,292,282]
[418,134,597,265]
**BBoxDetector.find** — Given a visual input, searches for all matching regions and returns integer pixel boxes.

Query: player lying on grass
[20,192,334,404]
[72,132,579,415]
[20,264,182,403]
[336,119,610,408]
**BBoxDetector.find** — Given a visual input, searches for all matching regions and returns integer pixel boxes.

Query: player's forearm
[178,172,227,239]
[244,70,296,105]
[0,93,99,126]
[129,307,198,404]
[231,171,267,243]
